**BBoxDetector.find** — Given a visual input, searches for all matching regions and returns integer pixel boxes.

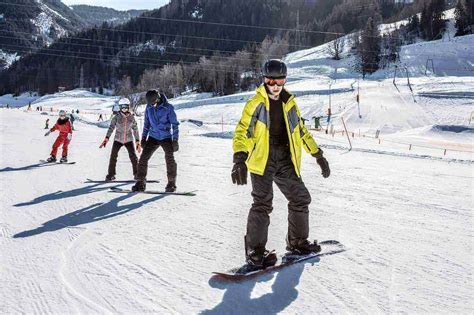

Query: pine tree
[431,0,446,40]
[455,0,474,36]
[358,17,381,76]
[421,0,446,40]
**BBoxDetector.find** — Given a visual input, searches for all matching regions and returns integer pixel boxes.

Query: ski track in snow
[1,109,472,313]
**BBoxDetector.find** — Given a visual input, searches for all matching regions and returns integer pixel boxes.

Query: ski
[212,240,345,281]
[85,178,160,184]
[39,160,76,165]
[109,187,196,196]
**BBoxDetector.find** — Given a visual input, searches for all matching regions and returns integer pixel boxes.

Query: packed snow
[1,10,473,314]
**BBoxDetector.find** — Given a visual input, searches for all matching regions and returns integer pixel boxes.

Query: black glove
[312,149,330,178]
[172,140,179,152]
[231,152,248,185]
[141,138,147,150]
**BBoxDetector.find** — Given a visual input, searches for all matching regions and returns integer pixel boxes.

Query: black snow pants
[135,137,177,183]
[108,141,138,177]
[246,144,312,251]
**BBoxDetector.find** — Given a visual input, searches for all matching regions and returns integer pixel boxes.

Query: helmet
[58,109,66,116]
[145,89,159,105]
[118,98,130,110]
[262,59,287,79]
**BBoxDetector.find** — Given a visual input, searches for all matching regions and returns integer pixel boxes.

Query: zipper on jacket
[123,115,128,143]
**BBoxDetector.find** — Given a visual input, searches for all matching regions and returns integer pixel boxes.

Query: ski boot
[246,248,277,271]
[59,156,68,163]
[46,155,57,163]
[105,174,116,182]
[286,239,321,256]
[131,181,146,192]
[165,179,177,193]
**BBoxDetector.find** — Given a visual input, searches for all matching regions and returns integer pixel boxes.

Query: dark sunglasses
[264,77,286,86]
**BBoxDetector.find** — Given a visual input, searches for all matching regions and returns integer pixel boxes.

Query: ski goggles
[264,77,286,86]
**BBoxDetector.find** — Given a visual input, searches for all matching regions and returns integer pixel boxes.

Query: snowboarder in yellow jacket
[232,59,331,269]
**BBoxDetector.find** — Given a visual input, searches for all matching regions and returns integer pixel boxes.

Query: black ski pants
[246,144,312,251]
[108,141,138,177]
[136,137,177,182]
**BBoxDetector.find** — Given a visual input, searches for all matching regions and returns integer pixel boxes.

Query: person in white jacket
[99,101,141,181]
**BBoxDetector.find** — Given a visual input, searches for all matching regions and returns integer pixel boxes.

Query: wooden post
[341,117,352,151]
[409,144,412,151]
[378,139,381,144]
[444,149,447,156]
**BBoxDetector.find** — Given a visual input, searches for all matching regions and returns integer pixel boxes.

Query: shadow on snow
[13,182,129,207]
[14,193,167,238]
[202,258,320,314]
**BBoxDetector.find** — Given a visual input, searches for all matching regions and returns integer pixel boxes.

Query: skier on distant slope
[44,109,73,163]
[132,89,179,192]
[232,59,331,270]
[99,100,141,181]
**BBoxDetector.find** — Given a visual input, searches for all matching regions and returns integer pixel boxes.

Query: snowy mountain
[0,1,148,71]
[70,5,146,27]
[0,0,86,69]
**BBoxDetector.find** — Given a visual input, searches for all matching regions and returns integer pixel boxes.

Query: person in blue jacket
[132,89,179,192]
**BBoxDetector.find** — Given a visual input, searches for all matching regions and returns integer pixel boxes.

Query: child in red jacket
[45,110,73,163]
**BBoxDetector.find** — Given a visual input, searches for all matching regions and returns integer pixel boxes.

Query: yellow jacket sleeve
[296,105,319,154]
[233,100,256,153]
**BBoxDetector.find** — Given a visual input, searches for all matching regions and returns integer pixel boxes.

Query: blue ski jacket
[142,93,179,141]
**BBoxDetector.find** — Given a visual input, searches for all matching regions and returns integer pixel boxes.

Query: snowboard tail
[86,178,160,184]
[212,240,345,280]
[109,187,196,196]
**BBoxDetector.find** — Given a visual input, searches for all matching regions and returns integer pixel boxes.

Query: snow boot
[131,181,146,192]
[246,248,277,270]
[60,156,68,163]
[46,155,56,163]
[105,175,116,182]
[165,179,177,193]
[286,239,321,255]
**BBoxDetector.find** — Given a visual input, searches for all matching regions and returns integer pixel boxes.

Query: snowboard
[109,187,197,196]
[212,240,345,281]
[85,178,160,184]
[39,160,76,165]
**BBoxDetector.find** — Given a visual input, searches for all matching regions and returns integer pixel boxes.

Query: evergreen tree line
[1,0,463,96]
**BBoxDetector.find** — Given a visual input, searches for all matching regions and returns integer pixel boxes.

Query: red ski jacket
[51,118,72,134]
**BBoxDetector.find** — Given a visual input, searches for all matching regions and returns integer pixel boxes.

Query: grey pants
[246,144,312,251]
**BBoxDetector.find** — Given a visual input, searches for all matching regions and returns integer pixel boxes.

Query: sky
[62,0,170,11]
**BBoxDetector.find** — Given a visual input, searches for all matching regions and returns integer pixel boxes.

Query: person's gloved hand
[312,149,330,178]
[172,140,179,152]
[100,138,109,148]
[136,140,142,154]
[67,133,72,141]
[141,138,147,150]
[44,130,51,136]
[231,152,248,185]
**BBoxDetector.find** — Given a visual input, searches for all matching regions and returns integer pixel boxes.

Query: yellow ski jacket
[233,85,320,176]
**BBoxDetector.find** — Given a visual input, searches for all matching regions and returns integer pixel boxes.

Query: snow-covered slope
[1,103,472,313]
[70,5,147,27]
